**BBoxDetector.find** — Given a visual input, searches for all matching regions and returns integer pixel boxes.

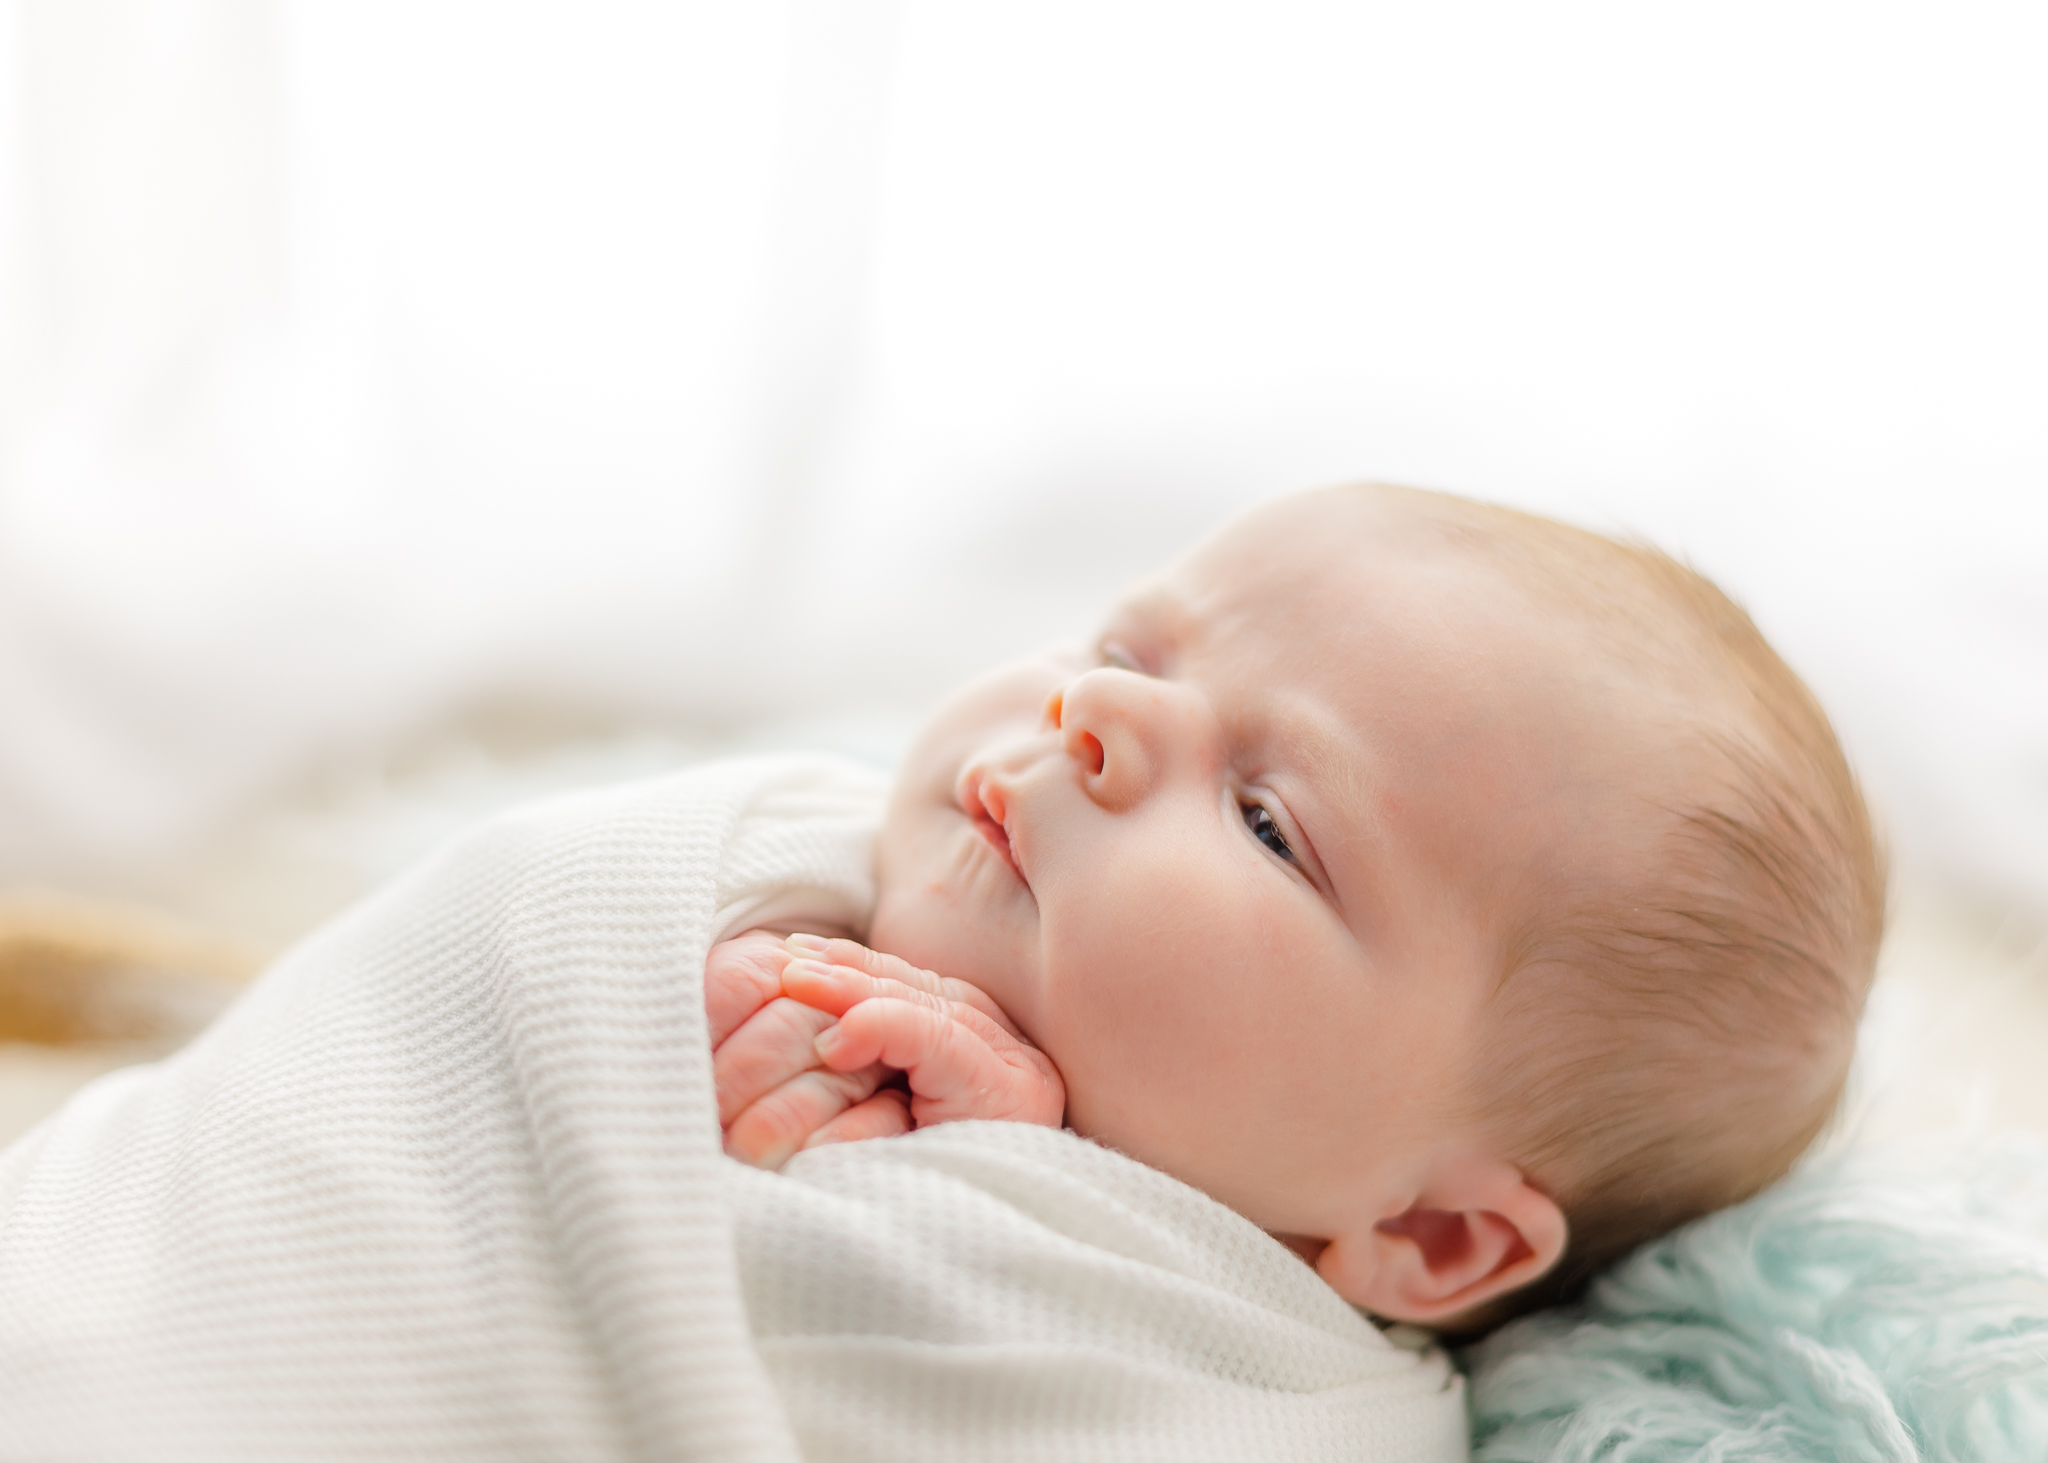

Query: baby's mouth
[976,815,1015,866]
[957,767,1025,883]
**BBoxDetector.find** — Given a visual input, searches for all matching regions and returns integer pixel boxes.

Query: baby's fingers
[816,998,1063,1127]
[715,997,838,1125]
[725,1063,890,1170]
[801,1089,912,1152]
[704,931,796,1047]
[812,997,975,1090]
[780,958,948,1023]
[783,935,1015,1030]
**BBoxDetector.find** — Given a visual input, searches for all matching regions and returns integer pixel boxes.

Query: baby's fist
[705,929,912,1169]
[779,935,1066,1130]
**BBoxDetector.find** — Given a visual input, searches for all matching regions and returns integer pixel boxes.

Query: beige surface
[1835,882,2048,1149]
[0,889,255,1145]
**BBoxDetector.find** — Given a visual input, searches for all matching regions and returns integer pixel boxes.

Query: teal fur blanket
[1463,1136,2048,1460]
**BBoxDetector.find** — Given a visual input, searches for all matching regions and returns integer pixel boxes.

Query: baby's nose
[1044,689,1106,775]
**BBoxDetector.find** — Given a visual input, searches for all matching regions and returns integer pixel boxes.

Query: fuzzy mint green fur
[1462,1136,2048,1461]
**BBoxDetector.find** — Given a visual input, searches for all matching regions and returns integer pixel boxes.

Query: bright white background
[1,1,2043,928]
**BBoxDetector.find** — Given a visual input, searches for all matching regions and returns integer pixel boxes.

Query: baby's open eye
[1239,799,1299,866]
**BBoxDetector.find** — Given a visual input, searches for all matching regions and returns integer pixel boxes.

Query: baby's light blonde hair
[1373,486,1885,1322]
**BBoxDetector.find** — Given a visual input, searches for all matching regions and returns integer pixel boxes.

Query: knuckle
[931,1016,978,1067]
[716,1003,830,1098]
[741,1087,819,1149]
[815,1064,877,1106]
[877,978,947,1011]
[763,996,833,1041]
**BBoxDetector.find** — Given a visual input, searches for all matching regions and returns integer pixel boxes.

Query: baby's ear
[1314,1161,1566,1326]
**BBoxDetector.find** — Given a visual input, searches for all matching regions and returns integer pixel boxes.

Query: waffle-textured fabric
[0,755,1465,1461]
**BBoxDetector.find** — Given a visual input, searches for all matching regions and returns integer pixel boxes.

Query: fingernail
[784,958,832,983]
[814,1026,844,1061]
[785,932,829,953]
[725,1132,792,1171]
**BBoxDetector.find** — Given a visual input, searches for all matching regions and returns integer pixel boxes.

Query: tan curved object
[0,890,257,1143]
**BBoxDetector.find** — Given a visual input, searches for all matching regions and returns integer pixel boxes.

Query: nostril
[1077,731,1104,776]
[979,781,1007,826]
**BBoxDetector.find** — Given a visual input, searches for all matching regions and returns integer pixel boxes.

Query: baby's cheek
[1041,884,1252,1101]
[1040,856,1357,1179]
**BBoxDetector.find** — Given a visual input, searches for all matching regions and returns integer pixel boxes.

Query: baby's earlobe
[1311,1231,1382,1310]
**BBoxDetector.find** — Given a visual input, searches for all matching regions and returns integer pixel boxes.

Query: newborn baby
[710,483,1883,1330]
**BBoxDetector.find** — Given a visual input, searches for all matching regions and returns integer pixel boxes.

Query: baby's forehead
[1148,500,1695,798]
[1134,495,1553,665]
[1160,490,1722,707]
[1132,518,1595,748]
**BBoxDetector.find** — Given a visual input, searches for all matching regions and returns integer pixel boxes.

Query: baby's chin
[869,889,1045,1044]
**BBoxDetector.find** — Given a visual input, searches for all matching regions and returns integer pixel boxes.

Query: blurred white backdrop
[0,1,2043,923]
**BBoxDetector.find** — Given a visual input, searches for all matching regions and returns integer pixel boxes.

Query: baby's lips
[978,778,1008,828]
[954,764,986,822]
[958,760,1021,825]
[956,763,1029,880]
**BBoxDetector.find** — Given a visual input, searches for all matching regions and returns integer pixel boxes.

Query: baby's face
[870,490,1622,1244]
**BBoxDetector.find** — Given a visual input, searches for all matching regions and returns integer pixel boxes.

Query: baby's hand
[779,936,1065,1132]
[707,931,1065,1168]
[706,930,914,1169]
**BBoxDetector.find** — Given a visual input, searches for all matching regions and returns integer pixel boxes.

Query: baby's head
[871,484,1882,1329]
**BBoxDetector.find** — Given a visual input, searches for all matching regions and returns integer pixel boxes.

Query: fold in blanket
[0,756,1464,1461]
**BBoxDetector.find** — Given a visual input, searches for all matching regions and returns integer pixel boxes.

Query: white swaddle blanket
[0,756,1465,1461]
